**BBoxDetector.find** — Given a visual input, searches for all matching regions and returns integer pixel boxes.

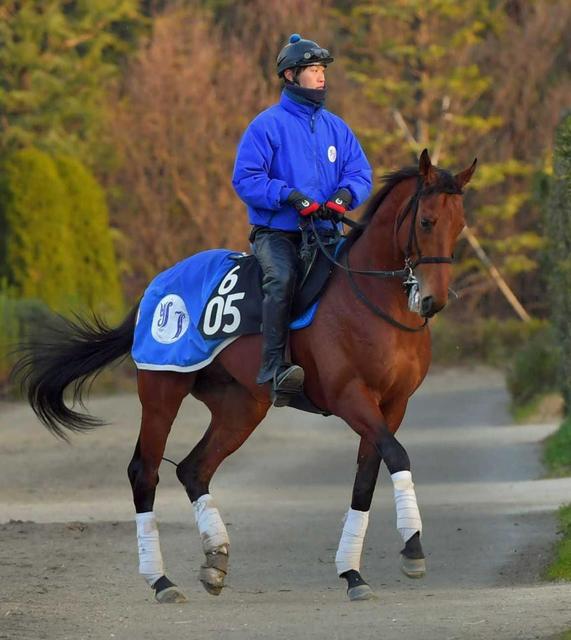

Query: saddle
[197,229,341,341]
[133,230,341,416]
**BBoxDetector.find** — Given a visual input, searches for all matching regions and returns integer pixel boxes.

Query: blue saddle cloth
[132,249,319,372]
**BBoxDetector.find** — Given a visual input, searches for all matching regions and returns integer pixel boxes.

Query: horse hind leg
[128,370,193,603]
[176,378,269,596]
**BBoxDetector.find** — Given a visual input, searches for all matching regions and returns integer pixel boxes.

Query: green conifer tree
[54,156,123,314]
[0,148,75,312]
[0,0,145,162]
[334,1,540,307]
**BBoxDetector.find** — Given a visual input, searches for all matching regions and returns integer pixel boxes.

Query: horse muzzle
[420,295,446,318]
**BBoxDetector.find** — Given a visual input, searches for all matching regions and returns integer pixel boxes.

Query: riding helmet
[276,33,334,78]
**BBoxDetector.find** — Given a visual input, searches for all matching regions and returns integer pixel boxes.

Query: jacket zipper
[311,108,319,190]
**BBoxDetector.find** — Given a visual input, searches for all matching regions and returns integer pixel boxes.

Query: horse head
[398,149,477,318]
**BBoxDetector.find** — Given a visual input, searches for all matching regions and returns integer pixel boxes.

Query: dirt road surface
[1,367,570,640]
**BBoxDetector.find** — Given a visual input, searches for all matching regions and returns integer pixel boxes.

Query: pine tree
[0,0,145,162]
[334,1,500,166]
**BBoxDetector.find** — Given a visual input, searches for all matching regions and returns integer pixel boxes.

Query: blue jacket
[232,91,373,232]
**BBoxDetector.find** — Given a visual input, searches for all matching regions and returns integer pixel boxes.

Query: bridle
[399,176,461,270]
[308,177,463,332]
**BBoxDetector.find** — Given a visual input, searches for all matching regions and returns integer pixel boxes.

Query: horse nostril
[421,296,433,317]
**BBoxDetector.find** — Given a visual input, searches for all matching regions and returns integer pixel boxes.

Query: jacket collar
[279,90,323,119]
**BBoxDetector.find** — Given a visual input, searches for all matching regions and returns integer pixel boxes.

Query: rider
[232,34,372,406]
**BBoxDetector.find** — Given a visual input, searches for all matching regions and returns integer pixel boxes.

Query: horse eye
[420,217,433,231]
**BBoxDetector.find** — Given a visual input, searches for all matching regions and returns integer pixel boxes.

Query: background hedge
[0,148,123,315]
[546,112,571,413]
[0,148,75,312]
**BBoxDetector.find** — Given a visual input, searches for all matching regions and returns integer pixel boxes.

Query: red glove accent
[299,200,321,217]
[324,199,347,215]
[320,189,352,220]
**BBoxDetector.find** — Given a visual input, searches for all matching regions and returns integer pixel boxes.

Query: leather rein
[308,177,462,332]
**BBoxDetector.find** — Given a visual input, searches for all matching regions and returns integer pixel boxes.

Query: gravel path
[1,367,570,640]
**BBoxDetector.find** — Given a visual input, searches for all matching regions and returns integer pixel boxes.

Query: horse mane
[346,165,459,244]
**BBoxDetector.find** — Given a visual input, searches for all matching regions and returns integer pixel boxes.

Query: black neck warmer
[284,82,327,106]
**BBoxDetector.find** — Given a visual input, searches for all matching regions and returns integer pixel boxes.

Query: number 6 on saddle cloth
[131,239,341,376]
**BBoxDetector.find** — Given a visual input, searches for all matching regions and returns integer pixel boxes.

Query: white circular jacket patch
[328,145,337,162]
[151,294,190,344]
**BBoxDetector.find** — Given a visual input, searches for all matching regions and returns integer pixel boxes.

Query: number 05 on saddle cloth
[132,247,334,372]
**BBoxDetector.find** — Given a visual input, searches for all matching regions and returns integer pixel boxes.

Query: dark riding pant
[251,227,301,384]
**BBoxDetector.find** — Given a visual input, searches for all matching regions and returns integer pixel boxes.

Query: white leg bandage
[135,511,164,587]
[193,494,230,553]
[391,470,422,543]
[335,508,370,575]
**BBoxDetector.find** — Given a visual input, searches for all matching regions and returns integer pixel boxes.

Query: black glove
[319,188,353,220]
[287,189,321,217]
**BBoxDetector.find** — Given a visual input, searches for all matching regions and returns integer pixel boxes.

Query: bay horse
[15,149,476,603]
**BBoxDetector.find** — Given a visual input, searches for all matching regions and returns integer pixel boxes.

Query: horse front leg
[336,438,380,601]
[379,398,426,579]
[128,371,191,603]
[334,388,425,600]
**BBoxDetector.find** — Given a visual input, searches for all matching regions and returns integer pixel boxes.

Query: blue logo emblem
[157,301,174,328]
[152,295,190,344]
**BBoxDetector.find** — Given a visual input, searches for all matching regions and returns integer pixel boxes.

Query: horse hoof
[200,580,223,596]
[199,566,226,596]
[348,584,377,601]
[401,556,426,579]
[155,586,188,604]
[199,547,228,596]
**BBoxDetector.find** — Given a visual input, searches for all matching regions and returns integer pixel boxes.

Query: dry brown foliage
[481,0,571,161]
[105,0,571,317]
[107,5,267,295]
[107,0,331,297]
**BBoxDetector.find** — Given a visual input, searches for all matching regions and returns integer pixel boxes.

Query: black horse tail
[12,303,139,441]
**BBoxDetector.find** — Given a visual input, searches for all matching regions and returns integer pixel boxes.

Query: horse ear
[454,158,478,189]
[419,148,438,185]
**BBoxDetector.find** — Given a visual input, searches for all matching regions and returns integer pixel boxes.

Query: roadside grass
[512,392,564,424]
[544,416,571,477]
[547,630,571,640]
[546,504,571,581]
[544,417,571,581]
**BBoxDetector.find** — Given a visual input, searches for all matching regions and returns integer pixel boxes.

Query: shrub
[506,325,560,407]
[546,112,571,412]
[431,316,547,367]
[544,417,571,477]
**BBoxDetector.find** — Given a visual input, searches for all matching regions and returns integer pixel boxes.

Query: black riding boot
[253,229,305,406]
[257,294,305,405]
